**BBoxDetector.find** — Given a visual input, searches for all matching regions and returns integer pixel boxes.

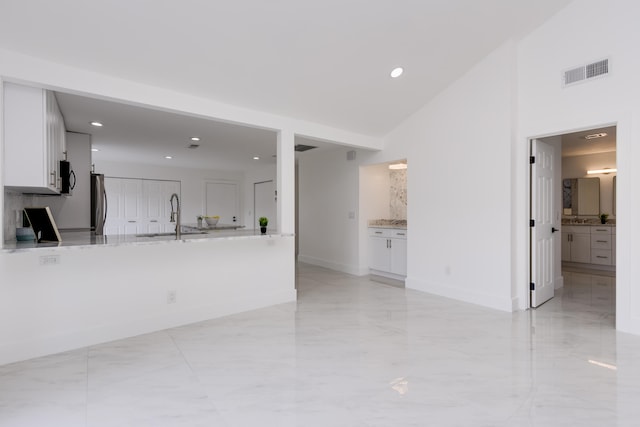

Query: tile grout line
[84,347,90,427]
[164,330,227,423]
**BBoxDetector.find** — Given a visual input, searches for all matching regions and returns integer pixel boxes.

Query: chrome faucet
[169,193,181,239]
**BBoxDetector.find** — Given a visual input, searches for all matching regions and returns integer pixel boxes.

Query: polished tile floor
[1,264,638,426]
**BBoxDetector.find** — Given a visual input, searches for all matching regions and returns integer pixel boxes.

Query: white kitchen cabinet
[104,177,181,235]
[561,226,590,263]
[3,82,66,194]
[368,228,407,278]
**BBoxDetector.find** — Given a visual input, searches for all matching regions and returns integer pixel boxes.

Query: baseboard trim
[297,254,367,276]
[405,276,514,312]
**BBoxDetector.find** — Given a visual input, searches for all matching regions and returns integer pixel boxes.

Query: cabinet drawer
[590,235,612,250]
[591,249,612,265]
[391,230,407,239]
[368,228,408,238]
[591,226,611,235]
[369,228,391,237]
[563,225,590,234]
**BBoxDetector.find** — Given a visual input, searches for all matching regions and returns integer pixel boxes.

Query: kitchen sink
[136,231,208,237]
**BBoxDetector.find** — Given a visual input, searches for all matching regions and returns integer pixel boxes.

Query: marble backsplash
[390,168,407,220]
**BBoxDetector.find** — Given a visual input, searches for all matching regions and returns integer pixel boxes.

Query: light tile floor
[1,263,638,426]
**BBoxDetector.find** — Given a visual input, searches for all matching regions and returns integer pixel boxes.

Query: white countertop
[3,227,285,253]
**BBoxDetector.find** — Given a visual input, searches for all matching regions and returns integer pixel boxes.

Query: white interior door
[531,139,557,307]
[104,177,143,235]
[254,180,276,230]
[205,182,239,224]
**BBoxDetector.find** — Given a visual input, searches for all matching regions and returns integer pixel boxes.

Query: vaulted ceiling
[0,0,572,137]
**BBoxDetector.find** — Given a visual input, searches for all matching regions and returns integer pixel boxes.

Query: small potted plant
[259,217,268,235]
[599,213,609,224]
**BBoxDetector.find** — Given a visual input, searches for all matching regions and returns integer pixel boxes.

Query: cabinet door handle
[596,256,608,259]
[396,232,405,236]
[150,220,158,223]
[375,231,383,234]
[596,240,607,243]
[128,220,137,223]
[595,229,607,232]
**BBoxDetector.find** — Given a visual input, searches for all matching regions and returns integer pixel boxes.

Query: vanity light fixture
[587,168,617,175]
[388,163,407,170]
[165,156,173,160]
[584,132,607,140]
[253,156,260,160]
[90,121,103,127]
[91,148,99,152]
[390,67,404,78]
[190,137,200,141]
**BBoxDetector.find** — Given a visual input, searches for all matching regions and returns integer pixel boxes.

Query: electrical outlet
[39,255,60,266]
[167,290,177,304]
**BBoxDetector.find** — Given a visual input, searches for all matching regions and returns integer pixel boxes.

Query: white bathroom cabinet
[562,225,616,267]
[561,226,591,263]
[3,82,66,194]
[368,228,407,278]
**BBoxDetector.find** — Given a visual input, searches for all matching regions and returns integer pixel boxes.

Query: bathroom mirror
[562,177,600,216]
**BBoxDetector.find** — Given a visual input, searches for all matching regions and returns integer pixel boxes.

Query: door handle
[551,227,559,233]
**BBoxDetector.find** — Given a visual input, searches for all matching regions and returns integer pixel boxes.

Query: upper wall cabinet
[3,82,66,194]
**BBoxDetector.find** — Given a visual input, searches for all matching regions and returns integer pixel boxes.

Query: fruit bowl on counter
[204,216,220,226]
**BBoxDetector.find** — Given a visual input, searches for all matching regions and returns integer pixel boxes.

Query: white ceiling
[0,0,572,137]
[55,91,280,171]
[561,126,617,158]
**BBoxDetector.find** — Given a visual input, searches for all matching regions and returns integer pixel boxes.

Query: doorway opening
[530,125,616,321]
[254,180,276,231]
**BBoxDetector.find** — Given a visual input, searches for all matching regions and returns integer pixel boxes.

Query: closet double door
[104,177,180,235]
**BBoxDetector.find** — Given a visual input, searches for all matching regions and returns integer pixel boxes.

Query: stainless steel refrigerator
[90,173,107,235]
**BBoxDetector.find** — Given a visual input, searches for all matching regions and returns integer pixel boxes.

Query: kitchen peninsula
[3,224,260,251]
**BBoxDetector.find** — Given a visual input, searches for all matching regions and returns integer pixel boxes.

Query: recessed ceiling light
[91,148,99,152]
[90,121,103,127]
[191,137,200,141]
[584,132,607,140]
[165,156,173,159]
[390,67,404,78]
[253,156,260,160]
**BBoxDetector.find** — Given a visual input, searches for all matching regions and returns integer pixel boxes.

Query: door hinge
[530,282,535,291]
[530,156,536,164]
[530,219,535,227]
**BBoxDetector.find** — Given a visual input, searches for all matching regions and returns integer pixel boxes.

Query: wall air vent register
[563,58,609,87]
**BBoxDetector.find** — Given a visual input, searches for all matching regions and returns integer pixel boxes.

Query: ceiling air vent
[563,58,609,87]
[294,144,317,152]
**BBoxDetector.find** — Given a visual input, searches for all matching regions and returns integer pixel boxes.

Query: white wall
[95,160,245,226]
[562,152,616,218]
[515,0,640,334]
[297,147,362,275]
[382,42,517,311]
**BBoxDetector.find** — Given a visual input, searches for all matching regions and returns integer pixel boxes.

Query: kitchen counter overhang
[3,225,286,253]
